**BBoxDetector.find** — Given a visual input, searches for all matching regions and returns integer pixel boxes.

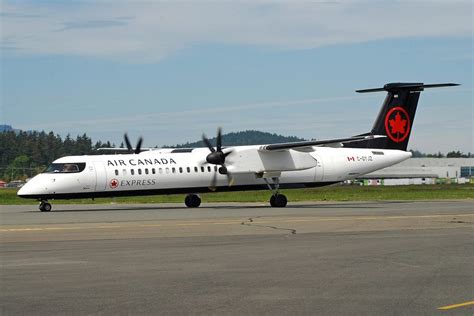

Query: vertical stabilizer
[347,82,459,151]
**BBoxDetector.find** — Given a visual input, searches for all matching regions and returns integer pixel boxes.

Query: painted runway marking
[0,214,472,233]
[437,301,474,310]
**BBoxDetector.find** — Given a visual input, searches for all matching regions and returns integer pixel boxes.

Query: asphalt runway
[1,200,473,315]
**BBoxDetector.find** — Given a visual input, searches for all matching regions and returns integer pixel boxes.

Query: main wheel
[184,194,201,208]
[39,202,52,212]
[270,194,287,208]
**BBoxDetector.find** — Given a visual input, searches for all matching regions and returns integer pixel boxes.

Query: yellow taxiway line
[437,301,474,310]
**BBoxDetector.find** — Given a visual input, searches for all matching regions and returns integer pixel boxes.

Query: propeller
[124,133,143,154]
[202,127,234,189]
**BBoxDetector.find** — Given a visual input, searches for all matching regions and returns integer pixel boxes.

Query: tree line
[0,131,114,181]
[409,150,472,158]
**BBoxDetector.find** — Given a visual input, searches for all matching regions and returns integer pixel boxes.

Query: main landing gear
[183,177,288,208]
[264,177,287,208]
[270,194,287,208]
[185,194,201,208]
[39,200,52,212]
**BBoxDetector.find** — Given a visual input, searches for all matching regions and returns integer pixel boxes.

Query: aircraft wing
[259,135,385,151]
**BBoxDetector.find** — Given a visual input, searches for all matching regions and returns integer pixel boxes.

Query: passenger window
[115,170,119,176]
[152,168,156,174]
[123,169,127,176]
[187,167,190,173]
[172,167,176,173]
[138,169,142,175]
[194,167,198,173]
[179,167,183,173]
[145,168,149,175]
[201,166,205,172]
[165,168,170,174]
[131,169,135,175]
[159,168,163,174]
[207,166,211,172]
[214,166,218,172]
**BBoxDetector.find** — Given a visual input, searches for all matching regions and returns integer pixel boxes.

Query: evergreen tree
[0,130,106,180]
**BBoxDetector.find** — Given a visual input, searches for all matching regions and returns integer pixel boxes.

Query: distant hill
[166,130,306,148]
[0,125,20,133]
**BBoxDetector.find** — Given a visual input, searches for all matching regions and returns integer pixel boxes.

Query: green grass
[1,184,473,205]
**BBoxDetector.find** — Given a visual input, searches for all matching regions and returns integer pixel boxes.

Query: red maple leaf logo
[384,106,411,143]
[389,112,407,135]
[110,179,119,189]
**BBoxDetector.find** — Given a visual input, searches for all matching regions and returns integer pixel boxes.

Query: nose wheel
[185,194,201,208]
[39,201,52,212]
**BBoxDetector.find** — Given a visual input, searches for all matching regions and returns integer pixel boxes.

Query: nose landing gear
[39,201,52,212]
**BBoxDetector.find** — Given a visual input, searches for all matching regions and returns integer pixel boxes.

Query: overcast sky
[1,0,472,153]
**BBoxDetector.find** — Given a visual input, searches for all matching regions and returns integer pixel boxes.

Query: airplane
[18,82,459,212]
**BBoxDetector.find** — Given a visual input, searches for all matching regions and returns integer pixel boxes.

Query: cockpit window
[44,163,86,173]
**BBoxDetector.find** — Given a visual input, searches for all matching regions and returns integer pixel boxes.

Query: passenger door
[79,163,96,192]
[93,161,107,191]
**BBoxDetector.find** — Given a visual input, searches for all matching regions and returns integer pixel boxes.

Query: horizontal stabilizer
[356,82,459,93]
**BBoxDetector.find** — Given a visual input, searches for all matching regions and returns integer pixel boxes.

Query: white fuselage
[18,146,411,199]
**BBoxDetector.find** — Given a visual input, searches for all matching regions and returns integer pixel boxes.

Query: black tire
[39,202,52,212]
[270,195,277,207]
[270,194,287,208]
[185,194,201,208]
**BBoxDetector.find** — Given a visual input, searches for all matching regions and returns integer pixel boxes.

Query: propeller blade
[197,159,208,166]
[203,127,232,168]
[202,134,216,153]
[135,137,143,154]
[225,170,234,187]
[218,163,233,187]
[216,127,222,152]
[124,133,133,152]
[209,170,218,191]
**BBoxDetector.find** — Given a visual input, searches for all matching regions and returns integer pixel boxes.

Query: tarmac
[1,200,473,315]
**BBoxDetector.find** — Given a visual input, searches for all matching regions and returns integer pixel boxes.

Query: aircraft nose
[17,177,43,199]
[17,182,32,197]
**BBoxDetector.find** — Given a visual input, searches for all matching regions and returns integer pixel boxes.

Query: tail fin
[347,82,459,151]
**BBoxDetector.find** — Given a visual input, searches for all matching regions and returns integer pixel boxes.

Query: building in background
[356,158,474,185]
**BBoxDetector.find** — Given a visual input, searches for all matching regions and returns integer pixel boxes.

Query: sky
[1,0,472,153]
